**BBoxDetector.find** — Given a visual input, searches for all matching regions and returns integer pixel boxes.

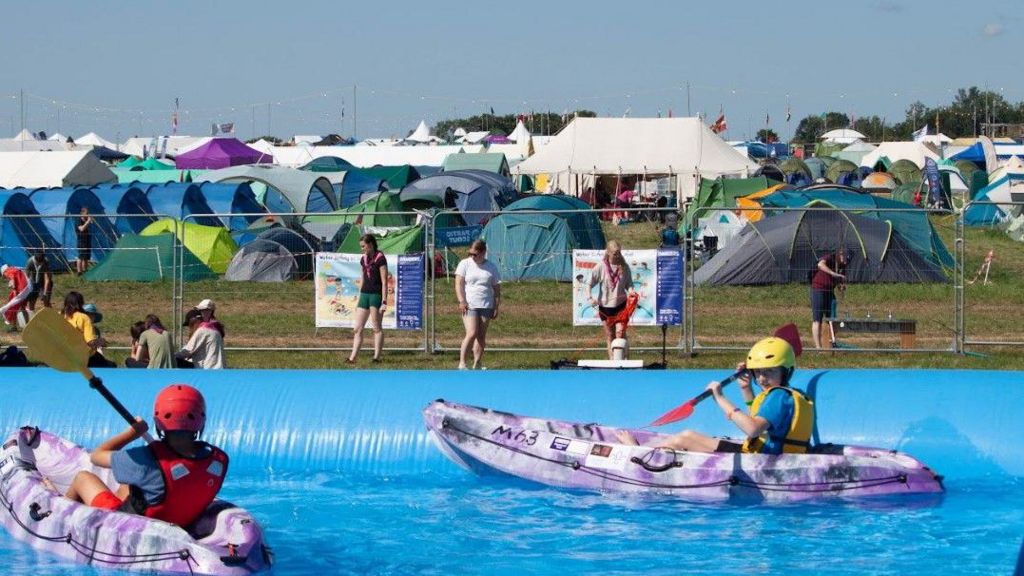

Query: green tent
[300,156,356,172]
[337,224,425,254]
[825,159,858,183]
[686,176,779,230]
[443,153,510,176]
[870,156,893,172]
[118,156,143,169]
[955,160,980,186]
[301,191,410,246]
[814,141,845,158]
[890,182,924,205]
[480,212,575,280]
[138,157,175,171]
[359,166,421,189]
[890,159,921,186]
[779,157,811,179]
[140,218,238,274]
[84,233,216,282]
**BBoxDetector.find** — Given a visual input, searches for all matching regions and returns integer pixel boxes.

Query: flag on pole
[765,111,770,125]
[786,103,791,122]
[912,125,928,142]
[710,114,727,134]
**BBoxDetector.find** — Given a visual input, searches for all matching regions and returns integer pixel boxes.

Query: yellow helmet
[746,337,796,370]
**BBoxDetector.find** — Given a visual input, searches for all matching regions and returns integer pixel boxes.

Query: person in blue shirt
[619,337,814,454]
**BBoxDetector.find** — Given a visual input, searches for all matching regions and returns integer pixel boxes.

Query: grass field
[3,213,1021,371]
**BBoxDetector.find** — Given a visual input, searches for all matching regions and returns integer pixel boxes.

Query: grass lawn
[5,214,1022,371]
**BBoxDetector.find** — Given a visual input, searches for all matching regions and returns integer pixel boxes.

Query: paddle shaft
[688,370,745,406]
[84,370,156,444]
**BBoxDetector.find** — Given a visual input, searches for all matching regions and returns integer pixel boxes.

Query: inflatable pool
[0,427,272,575]
[424,400,944,501]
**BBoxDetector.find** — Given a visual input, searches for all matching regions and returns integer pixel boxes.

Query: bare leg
[65,471,118,505]
[602,322,614,359]
[459,313,478,369]
[658,429,723,452]
[472,316,491,369]
[348,307,371,362]
[811,321,822,349]
[370,306,383,360]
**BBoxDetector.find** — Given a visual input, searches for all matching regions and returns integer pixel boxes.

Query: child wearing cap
[176,308,225,369]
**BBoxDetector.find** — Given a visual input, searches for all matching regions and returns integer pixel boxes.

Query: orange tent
[735,184,789,222]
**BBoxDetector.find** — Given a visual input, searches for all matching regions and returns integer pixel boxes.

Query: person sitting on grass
[617,337,814,455]
[63,384,229,528]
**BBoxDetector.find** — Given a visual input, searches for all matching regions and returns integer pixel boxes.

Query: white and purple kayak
[0,427,272,575]
[423,400,945,502]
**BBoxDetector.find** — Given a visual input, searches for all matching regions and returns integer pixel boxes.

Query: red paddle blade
[773,322,803,357]
[650,400,695,427]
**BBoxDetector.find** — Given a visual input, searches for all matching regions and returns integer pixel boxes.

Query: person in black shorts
[809,250,848,348]
[24,249,52,310]
[76,207,94,276]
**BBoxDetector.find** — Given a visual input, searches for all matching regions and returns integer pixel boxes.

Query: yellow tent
[735,184,789,223]
[140,219,238,274]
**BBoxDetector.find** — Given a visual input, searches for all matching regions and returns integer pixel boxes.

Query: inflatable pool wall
[0,368,1020,480]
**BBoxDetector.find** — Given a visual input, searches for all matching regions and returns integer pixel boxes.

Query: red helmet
[153,384,206,435]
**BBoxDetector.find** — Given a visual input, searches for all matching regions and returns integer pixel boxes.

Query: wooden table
[825,317,917,349]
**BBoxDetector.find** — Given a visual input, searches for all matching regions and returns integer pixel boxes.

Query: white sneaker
[458,364,468,370]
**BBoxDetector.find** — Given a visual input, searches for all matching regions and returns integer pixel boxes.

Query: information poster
[314,252,423,329]
[572,249,683,327]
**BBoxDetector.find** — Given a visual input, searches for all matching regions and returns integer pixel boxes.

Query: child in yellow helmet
[619,337,815,454]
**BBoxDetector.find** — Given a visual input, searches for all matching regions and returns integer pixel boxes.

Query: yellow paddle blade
[22,308,91,374]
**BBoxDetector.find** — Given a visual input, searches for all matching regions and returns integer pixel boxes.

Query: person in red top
[1,264,32,330]
[63,384,228,527]
[810,250,848,348]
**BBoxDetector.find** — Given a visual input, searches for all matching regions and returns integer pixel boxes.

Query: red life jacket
[143,441,228,527]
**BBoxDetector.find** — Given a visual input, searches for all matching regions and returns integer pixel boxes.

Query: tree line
[791,87,1024,144]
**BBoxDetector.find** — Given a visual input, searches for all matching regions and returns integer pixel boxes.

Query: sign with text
[435,225,483,248]
[571,249,684,327]
[314,252,423,329]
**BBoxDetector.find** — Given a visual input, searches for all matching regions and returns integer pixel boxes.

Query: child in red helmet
[64,384,229,527]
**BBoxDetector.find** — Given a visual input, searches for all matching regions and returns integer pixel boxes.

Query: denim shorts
[465,308,495,319]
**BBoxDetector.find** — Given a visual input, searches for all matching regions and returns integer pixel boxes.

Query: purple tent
[174,138,273,169]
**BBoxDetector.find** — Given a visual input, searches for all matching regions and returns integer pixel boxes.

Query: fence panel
[960,200,1024,347]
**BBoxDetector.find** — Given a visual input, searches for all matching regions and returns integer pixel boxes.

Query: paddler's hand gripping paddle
[650,323,803,427]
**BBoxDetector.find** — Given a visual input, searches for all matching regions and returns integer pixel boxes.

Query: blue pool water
[3,471,1022,575]
[1,368,1022,575]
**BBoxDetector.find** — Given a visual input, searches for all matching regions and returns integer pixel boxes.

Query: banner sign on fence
[314,252,423,329]
[435,225,483,248]
[571,249,684,327]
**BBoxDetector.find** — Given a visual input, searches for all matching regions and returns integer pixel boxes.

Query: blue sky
[1,0,1020,142]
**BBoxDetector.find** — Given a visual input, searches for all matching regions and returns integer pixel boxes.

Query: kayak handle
[631,449,682,473]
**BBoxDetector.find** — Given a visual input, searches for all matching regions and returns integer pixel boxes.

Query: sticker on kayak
[584,444,629,471]
[550,437,590,456]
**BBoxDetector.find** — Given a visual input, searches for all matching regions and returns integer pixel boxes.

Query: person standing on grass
[455,239,501,370]
[347,234,388,364]
[810,249,848,349]
[588,240,634,359]
[76,207,94,276]
[24,249,53,311]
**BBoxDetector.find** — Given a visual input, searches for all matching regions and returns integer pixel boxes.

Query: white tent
[452,127,467,138]
[406,120,445,144]
[820,128,866,144]
[919,133,953,147]
[266,144,483,168]
[512,117,758,200]
[120,135,204,158]
[859,142,941,169]
[508,120,531,143]
[47,132,70,143]
[76,132,117,149]
[833,141,877,165]
[0,138,67,152]
[456,131,489,144]
[13,129,38,141]
[0,150,116,188]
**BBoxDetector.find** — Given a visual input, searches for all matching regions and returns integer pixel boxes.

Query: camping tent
[0,151,116,188]
[201,165,337,216]
[174,138,273,169]
[511,117,758,201]
[400,170,516,226]
[140,219,238,274]
[964,173,1024,226]
[195,182,265,231]
[889,159,922,186]
[144,183,222,227]
[254,227,318,278]
[860,142,940,170]
[833,141,877,166]
[224,238,298,282]
[89,183,159,234]
[756,188,954,269]
[0,190,65,270]
[820,129,866,144]
[693,209,948,286]
[337,223,425,255]
[686,176,778,230]
[861,172,898,193]
[825,159,859,184]
[28,187,118,265]
[443,153,510,177]
[503,194,605,251]
[301,191,409,247]
[84,233,216,282]
[480,212,576,281]
[735,184,789,222]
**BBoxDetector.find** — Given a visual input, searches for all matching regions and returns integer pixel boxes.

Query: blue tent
[963,173,1023,226]
[504,194,606,250]
[89,183,158,234]
[950,143,985,164]
[28,187,118,264]
[0,190,65,270]
[336,171,386,208]
[144,183,221,227]
[480,212,575,281]
[196,182,265,231]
